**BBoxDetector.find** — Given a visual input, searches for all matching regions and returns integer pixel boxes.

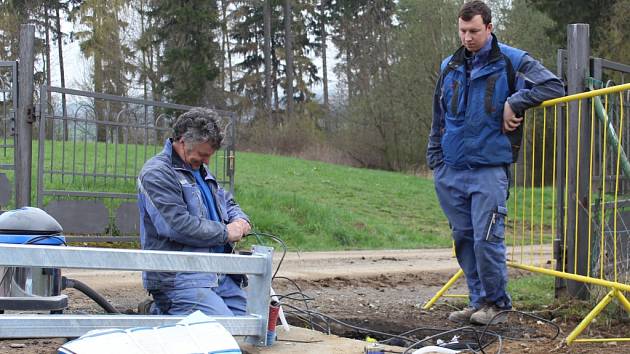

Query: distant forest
[1,0,628,171]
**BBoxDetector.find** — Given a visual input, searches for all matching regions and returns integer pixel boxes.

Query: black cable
[276,274,490,353]
[283,309,331,333]
[62,277,119,314]
[401,326,496,354]
[280,294,557,354]
[243,232,556,354]
[274,291,315,302]
[478,310,560,342]
[283,308,332,333]
[401,310,560,354]
[283,304,331,332]
[273,276,313,321]
[381,326,498,348]
[248,231,287,279]
[281,302,416,343]
[273,276,317,330]
[273,276,305,295]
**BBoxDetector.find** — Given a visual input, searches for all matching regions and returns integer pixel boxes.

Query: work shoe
[469,305,509,325]
[448,306,477,323]
[137,298,153,315]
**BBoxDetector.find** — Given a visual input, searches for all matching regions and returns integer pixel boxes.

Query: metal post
[37,85,47,208]
[591,58,603,191]
[246,245,274,346]
[565,23,590,299]
[229,113,236,195]
[15,24,36,207]
[555,48,567,297]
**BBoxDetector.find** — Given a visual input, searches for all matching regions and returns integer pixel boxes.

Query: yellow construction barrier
[424,82,630,344]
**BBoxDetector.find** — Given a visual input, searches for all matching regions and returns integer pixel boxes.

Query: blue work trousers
[433,164,512,309]
[149,274,247,316]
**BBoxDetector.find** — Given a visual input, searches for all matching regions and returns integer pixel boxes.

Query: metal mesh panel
[36,86,236,239]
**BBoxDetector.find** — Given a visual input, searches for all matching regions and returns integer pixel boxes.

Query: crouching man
[138,108,251,316]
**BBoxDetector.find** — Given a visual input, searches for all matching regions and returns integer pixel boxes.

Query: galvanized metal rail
[0,244,274,346]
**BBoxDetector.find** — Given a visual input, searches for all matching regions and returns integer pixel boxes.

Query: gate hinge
[26,105,37,123]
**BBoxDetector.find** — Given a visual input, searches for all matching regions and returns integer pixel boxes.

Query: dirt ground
[1,248,628,353]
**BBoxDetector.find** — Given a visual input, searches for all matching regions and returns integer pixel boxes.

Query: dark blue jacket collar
[448,33,503,70]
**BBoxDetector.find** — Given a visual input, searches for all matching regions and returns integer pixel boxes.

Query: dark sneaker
[137,298,153,315]
[448,306,477,323]
[470,305,509,325]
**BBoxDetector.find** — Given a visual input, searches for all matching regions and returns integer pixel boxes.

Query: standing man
[138,108,251,316]
[427,1,564,325]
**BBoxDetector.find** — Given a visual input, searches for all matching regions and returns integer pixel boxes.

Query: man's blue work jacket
[137,139,249,290]
[427,34,565,169]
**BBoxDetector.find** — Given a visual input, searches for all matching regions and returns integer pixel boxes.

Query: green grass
[0,139,561,251]
[508,274,555,309]
[235,152,449,251]
[444,274,555,309]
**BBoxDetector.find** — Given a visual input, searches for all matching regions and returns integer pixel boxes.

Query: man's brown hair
[459,0,492,25]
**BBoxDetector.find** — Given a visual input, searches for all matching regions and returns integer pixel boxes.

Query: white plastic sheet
[58,311,241,354]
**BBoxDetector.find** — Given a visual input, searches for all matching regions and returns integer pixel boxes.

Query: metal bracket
[26,104,37,123]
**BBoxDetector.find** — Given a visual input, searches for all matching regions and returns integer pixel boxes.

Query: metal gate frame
[0,60,18,208]
[36,85,237,241]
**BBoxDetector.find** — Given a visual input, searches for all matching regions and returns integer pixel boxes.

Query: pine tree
[0,1,36,60]
[528,0,617,48]
[72,0,133,141]
[142,0,221,106]
[230,0,319,123]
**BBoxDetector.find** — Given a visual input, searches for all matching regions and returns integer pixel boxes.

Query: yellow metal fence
[424,82,630,344]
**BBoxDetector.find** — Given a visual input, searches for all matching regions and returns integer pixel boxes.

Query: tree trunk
[44,3,53,140]
[341,17,352,101]
[218,0,225,90]
[263,0,273,124]
[283,0,294,120]
[55,5,68,141]
[94,54,106,142]
[273,50,279,113]
[222,1,233,95]
[139,0,149,144]
[320,0,329,109]
[139,0,147,101]
[346,47,352,101]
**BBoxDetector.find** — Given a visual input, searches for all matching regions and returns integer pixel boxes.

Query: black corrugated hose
[62,276,120,314]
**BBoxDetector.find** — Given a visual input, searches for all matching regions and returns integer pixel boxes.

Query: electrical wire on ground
[252,232,560,354]
[247,231,287,279]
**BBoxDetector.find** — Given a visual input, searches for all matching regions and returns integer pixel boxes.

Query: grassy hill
[235,152,450,251]
[1,140,554,252]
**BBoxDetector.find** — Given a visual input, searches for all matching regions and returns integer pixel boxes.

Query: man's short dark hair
[172,108,224,150]
[459,0,492,25]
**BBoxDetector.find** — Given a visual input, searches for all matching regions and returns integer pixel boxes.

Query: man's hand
[226,222,244,243]
[226,219,251,243]
[234,218,252,235]
[503,101,523,132]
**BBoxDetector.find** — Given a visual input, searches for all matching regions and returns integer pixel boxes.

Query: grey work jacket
[138,139,249,289]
